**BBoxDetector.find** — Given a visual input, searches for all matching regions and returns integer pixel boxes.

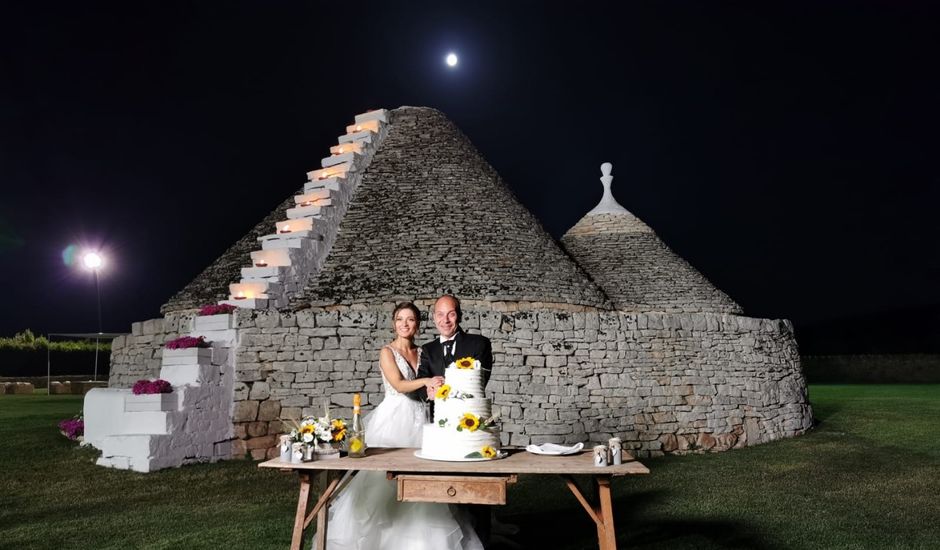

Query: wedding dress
[315,346,484,550]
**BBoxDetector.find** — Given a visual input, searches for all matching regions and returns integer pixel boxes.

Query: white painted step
[338,130,374,144]
[322,151,361,168]
[354,109,388,124]
[329,142,366,155]
[241,265,287,279]
[250,248,292,268]
[219,297,269,309]
[344,119,381,134]
[308,163,351,182]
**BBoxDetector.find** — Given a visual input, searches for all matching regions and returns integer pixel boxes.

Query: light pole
[82,252,103,381]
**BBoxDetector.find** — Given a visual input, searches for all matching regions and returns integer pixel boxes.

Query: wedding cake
[420,357,501,460]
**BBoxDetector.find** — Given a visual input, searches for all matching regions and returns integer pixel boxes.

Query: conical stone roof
[561,164,742,314]
[301,106,610,309]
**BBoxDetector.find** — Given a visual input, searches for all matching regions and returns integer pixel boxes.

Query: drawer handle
[446,486,457,497]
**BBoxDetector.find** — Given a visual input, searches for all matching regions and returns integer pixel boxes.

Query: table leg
[314,471,341,550]
[291,473,313,550]
[596,476,616,550]
[560,475,617,550]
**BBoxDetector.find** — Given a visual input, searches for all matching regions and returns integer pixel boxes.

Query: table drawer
[396,475,515,505]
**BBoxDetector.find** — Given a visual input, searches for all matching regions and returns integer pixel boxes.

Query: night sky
[2,2,938,353]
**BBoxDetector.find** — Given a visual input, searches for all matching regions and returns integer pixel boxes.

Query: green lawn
[1,385,938,549]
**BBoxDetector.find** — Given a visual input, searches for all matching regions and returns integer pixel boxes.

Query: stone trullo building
[85,106,813,472]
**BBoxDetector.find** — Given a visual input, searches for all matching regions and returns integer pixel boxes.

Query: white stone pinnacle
[587,162,631,216]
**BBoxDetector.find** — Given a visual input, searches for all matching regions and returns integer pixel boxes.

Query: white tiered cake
[420,357,501,460]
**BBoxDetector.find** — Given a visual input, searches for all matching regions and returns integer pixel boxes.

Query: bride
[316,302,484,550]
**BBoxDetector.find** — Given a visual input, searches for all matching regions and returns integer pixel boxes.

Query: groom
[418,294,493,403]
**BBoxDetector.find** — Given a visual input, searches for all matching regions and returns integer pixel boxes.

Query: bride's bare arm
[379,348,444,394]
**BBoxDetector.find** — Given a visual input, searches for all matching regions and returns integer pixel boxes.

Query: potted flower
[285,415,348,461]
[126,378,175,412]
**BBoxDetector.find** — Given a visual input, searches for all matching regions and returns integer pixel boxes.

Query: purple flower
[165,336,210,349]
[58,416,84,440]
[132,379,173,395]
[197,303,237,316]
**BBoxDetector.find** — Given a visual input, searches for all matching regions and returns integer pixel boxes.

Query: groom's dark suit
[418,327,493,388]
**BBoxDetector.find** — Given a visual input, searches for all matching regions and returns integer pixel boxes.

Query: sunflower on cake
[420,356,503,460]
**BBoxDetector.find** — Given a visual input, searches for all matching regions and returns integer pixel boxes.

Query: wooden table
[259,447,649,550]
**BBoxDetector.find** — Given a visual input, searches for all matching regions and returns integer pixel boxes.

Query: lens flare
[62,244,78,266]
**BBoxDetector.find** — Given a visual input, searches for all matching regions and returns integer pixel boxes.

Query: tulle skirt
[315,394,483,550]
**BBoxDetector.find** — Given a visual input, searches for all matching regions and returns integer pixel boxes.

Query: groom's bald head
[433,294,461,338]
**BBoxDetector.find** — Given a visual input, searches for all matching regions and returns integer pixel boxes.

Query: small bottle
[348,393,366,458]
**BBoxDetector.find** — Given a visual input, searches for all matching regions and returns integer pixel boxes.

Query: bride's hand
[424,376,445,389]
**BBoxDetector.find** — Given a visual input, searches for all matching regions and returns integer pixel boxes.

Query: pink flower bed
[132,379,173,395]
[165,335,210,349]
[198,303,237,316]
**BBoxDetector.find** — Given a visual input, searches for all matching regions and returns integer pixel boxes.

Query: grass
[1,385,938,549]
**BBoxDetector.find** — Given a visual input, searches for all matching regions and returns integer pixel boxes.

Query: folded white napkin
[525,442,584,455]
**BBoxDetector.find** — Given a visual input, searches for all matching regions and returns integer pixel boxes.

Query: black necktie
[443,340,455,363]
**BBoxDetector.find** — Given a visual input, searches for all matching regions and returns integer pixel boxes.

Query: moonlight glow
[445,52,458,67]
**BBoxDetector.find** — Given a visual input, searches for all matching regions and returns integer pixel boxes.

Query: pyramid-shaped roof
[561,165,742,315]
[162,107,610,313]
[301,107,610,308]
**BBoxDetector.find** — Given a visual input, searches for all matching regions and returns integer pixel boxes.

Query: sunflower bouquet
[286,416,348,445]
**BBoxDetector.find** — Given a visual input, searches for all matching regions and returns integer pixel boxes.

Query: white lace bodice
[382,346,421,397]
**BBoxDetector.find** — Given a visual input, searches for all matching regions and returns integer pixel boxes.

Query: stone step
[193,313,236,332]
[161,347,213,366]
[160,361,220,387]
[240,265,288,280]
[321,151,361,168]
[286,204,333,220]
[219,297,269,309]
[344,119,381,135]
[260,235,318,251]
[230,281,281,299]
[304,176,346,193]
[338,130,375,144]
[294,189,333,205]
[329,141,366,156]
[307,163,351,182]
[249,248,293,268]
[354,109,388,124]
[275,218,315,233]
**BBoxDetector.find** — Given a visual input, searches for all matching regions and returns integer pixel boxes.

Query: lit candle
[300,201,313,207]
[338,147,345,154]
[279,225,291,234]
[255,260,268,267]
[234,292,246,300]
[355,125,362,131]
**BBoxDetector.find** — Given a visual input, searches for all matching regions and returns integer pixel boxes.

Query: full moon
[445,53,458,67]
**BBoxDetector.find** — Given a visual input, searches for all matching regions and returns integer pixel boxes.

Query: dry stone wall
[214,306,811,459]
[108,313,189,388]
[301,107,610,309]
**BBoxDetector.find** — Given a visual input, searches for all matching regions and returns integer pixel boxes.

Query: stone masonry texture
[562,213,742,314]
[109,105,813,460]
[300,107,611,309]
